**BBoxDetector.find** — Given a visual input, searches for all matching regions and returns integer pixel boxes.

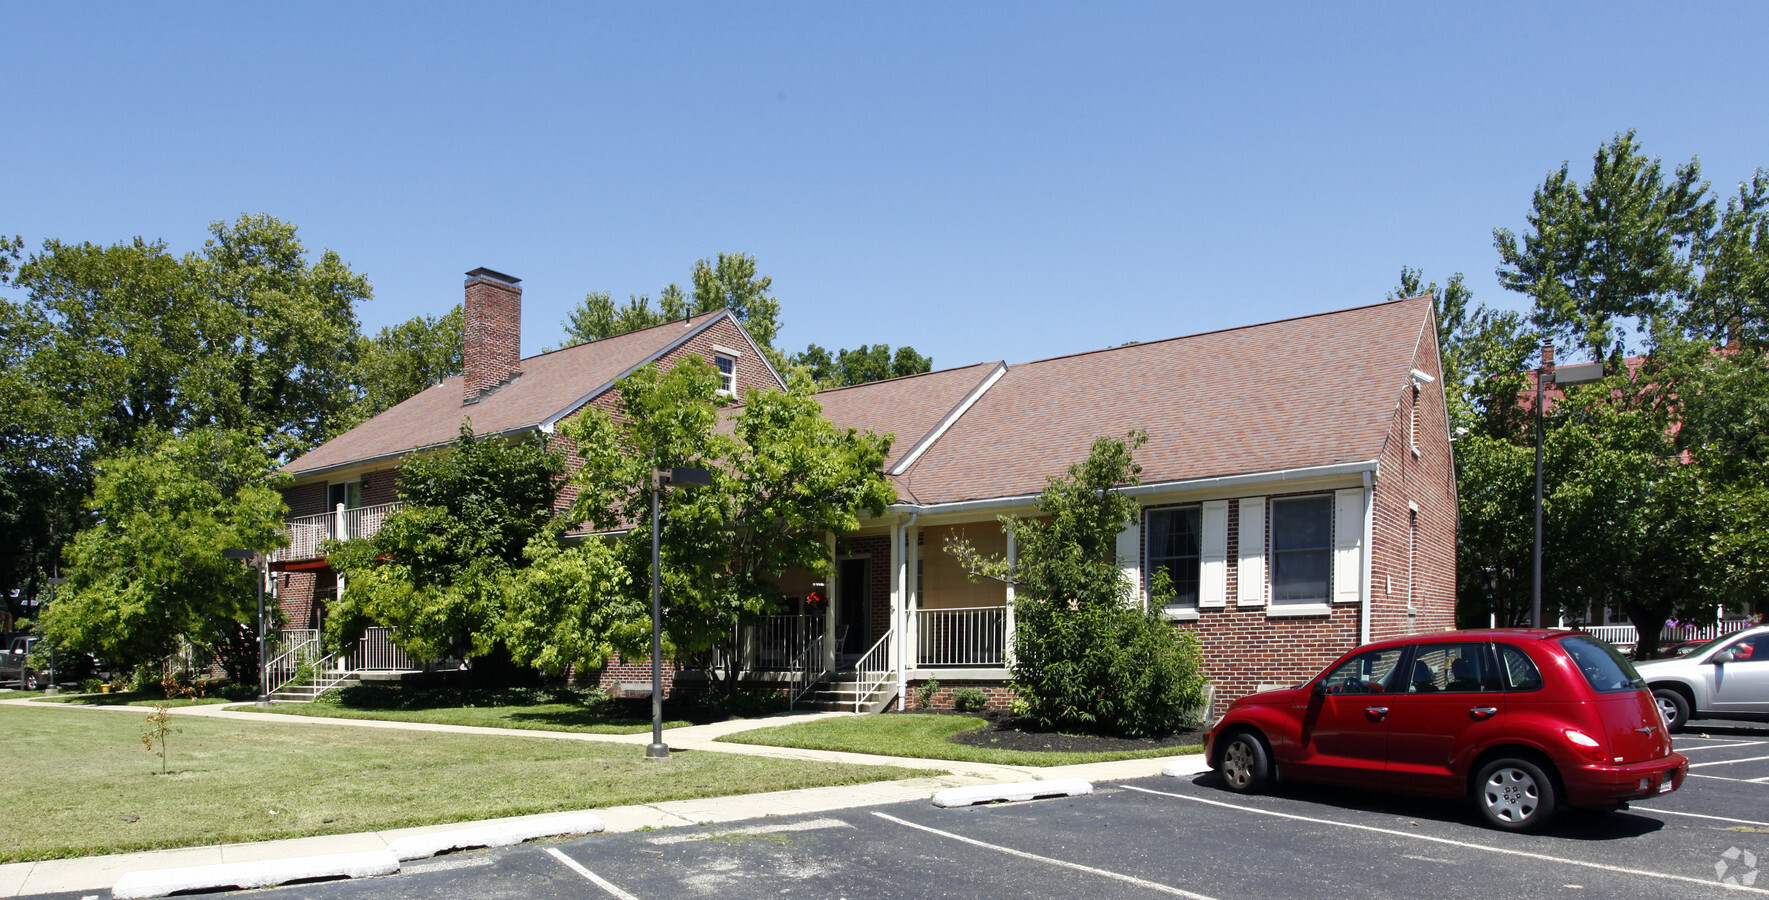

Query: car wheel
[1653,688,1690,733]
[1217,732,1272,794]
[1475,757,1556,832]
[21,670,39,691]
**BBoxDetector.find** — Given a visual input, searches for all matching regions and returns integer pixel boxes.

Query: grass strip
[36,692,233,708]
[0,704,931,863]
[244,699,684,734]
[718,714,1202,766]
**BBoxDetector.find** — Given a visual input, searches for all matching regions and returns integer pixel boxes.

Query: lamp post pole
[1530,347,1604,630]
[44,577,67,695]
[223,549,270,708]
[645,465,711,762]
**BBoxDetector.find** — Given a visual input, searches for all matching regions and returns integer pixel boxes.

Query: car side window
[1321,647,1407,695]
[1721,634,1766,662]
[1407,643,1493,693]
[1497,644,1543,692]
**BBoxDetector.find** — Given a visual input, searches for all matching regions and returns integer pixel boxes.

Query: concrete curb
[110,849,398,899]
[385,812,606,861]
[931,778,1093,808]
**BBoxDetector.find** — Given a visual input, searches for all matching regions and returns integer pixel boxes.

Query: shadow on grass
[37,691,233,708]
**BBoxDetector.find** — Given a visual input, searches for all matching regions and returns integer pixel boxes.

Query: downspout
[1360,469,1375,645]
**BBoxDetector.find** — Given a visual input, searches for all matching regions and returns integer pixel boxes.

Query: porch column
[1004,521,1017,668]
[906,519,921,674]
[334,502,347,542]
[823,533,838,673]
[891,518,905,704]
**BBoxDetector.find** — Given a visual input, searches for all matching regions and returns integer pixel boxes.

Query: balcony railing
[272,501,405,563]
[915,606,1007,668]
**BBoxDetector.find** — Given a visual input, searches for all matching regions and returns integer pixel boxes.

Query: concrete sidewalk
[0,696,1209,896]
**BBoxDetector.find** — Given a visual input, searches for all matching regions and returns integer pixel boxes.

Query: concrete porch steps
[269,672,360,703]
[798,674,897,714]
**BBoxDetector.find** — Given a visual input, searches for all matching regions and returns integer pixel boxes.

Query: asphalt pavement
[32,722,1765,900]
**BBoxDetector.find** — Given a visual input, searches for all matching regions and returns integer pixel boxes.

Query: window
[1497,644,1543,691]
[1558,635,1646,693]
[1320,647,1406,695]
[1271,495,1331,605]
[1146,507,1201,609]
[715,354,737,395]
[1407,643,1494,693]
[328,481,362,510]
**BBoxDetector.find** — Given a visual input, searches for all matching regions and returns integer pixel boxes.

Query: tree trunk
[1625,604,1670,660]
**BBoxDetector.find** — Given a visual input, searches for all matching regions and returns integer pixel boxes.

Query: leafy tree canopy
[39,428,287,683]
[790,343,934,388]
[349,304,463,426]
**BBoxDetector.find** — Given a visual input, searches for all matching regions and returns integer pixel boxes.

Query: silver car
[1633,625,1769,731]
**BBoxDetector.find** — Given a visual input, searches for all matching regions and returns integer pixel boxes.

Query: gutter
[886,459,1380,517]
[1361,467,1377,645]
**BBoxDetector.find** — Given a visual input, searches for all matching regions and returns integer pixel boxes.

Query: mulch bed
[906,709,1208,754]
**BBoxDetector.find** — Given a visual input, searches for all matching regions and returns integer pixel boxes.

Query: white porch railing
[915,607,1007,667]
[347,627,415,672]
[852,629,894,713]
[1577,619,1753,649]
[265,634,324,696]
[272,501,406,562]
[750,615,826,671]
[785,638,826,710]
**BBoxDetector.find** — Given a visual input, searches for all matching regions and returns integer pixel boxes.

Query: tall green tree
[547,356,895,685]
[323,424,565,666]
[350,304,463,424]
[791,343,934,388]
[39,428,287,683]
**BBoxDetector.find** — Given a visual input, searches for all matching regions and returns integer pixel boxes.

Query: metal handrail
[915,606,1007,667]
[852,629,894,714]
[265,637,322,696]
[786,639,826,710]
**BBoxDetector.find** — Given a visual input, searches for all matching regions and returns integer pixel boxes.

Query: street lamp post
[1531,347,1605,628]
[44,577,67,695]
[646,465,712,761]
[222,548,271,708]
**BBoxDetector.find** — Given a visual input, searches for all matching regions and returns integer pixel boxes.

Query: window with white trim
[715,354,737,395]
[1271,495,1332,605]
[1145,506,1201,610]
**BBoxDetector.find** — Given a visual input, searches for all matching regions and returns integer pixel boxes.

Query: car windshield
[1559,634,1646,693]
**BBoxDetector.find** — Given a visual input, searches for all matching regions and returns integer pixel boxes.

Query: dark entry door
[838,558,870,655]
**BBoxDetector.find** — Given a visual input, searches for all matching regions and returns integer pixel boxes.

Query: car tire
[21,670,38,691]
[1474,757,1557,832]
[1217,731,1273,794]
[1653,688,1690,733]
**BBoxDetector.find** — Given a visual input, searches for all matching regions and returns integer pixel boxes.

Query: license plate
[1658,776,1675,794]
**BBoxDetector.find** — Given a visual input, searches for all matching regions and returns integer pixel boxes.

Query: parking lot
[34,725,1769,900]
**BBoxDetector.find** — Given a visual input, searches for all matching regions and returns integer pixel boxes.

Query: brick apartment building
[269,268,1457,715]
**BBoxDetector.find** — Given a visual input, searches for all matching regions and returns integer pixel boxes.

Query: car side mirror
[1712,651,1736,665]
[1311,680,1327,697]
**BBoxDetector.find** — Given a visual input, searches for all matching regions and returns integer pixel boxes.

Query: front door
[1712,633,1769,716]
[1292,645,1407,788]
[838,558,870,655]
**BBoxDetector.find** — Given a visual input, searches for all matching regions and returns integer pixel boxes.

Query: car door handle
[1470,707,1499,721]
[1365,706,1389,721]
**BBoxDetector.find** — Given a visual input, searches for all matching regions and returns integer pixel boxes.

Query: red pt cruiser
[1203,629,1688,831]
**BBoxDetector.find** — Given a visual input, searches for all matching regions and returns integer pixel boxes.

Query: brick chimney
[463,267,523,404]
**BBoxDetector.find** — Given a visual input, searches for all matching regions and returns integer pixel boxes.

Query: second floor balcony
[273,501,406,563]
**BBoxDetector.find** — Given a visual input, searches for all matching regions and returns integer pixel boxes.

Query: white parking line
[1119,785,1769,896]
[1688,773,1767,784]
[871,811,1218,899]
[1675,741,1767,752]
[1689,753,1769,768]
[1654,808,1769,829]
[545,848,640,900]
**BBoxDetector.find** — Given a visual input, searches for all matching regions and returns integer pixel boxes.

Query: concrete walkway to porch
[0,696,1209,897]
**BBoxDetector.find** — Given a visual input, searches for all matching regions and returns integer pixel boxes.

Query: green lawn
[36,691,234,708]
[719,714,1202,766]
[0,705,931,862]
[240,684,686,735]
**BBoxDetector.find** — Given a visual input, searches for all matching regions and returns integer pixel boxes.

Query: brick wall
[463,271,523,403]
[901,679,1018,711]
[362,469,400,506]
[275,569,334,631]
[282,481,329,518]
[1367,330,1457,639]
[593,655,692,698]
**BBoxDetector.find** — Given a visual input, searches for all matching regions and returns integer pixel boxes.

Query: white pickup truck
[0,636,43,690]
[1634,625,1769,731]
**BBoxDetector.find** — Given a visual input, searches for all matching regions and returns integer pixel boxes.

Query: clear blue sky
[5,2,1765,369]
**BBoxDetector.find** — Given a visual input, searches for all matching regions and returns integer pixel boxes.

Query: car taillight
[1563,729,1607,762]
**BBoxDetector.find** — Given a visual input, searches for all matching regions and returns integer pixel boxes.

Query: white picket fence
[1578,620,1752,649]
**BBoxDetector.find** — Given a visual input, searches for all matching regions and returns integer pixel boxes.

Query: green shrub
[913,679,940,709]
[80,677,104,694]
[951,687,987,712]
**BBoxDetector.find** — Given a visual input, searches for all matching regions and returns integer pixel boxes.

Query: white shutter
[1115,517,1143,604]
[1200,500,1229,608]
[1237,497,1266,606]
[1334,488,1365,605]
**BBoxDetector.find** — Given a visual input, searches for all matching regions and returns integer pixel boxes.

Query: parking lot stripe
[1674,741,1767,752]
[870,811,1218,899]
[1689,753,1769,768]
[1119,785,1769,896]
[544,848,640,900]
[1653,809,1769,829]
[1687,773,1765,784]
